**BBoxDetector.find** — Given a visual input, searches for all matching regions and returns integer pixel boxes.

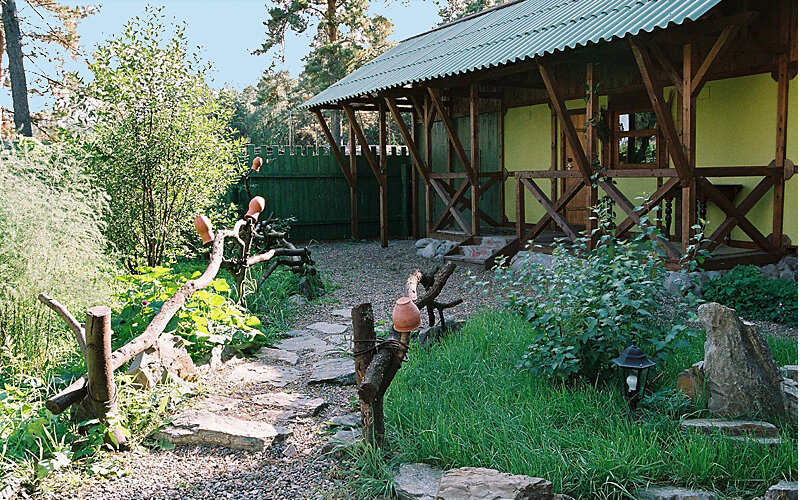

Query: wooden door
[560,112,590,229]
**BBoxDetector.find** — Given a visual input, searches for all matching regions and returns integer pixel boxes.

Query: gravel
[43,239,493,500]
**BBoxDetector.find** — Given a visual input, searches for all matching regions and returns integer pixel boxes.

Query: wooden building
[302,0,798,270]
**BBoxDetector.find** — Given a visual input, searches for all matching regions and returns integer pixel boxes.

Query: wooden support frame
[313,110,354,187]
[427,87,478,184]
[378,102,389,248]
[520,178,578,239]
[349,120,358,240]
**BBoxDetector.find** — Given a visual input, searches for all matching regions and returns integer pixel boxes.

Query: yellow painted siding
[503,74,798,243]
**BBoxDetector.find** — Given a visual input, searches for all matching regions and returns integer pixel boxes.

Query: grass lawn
[383,310,798,499]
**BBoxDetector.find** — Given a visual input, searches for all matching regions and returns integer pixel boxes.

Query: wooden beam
[629,40,692,184]
[697,177,776,253]
[349,121,358,240]
[313,110,354,187]
[470,83,480,235]
[615,177,681,237]
[431,179,470,232]
[524,180,584,242]
[773,4,791,250]
[342,104,382,181]
[379,102,389,248]
[681,43,697,252]
[410,108,420,239]
[386,97,430,184]
[425,97,434,235]
[585,63,598,246]
[538,61,592,184]
[703,174,778,252]
[521,178,578,240]
[650,44,683,93]
[691,25,740,97]
[427,87,477,183]
[430,179,471,234]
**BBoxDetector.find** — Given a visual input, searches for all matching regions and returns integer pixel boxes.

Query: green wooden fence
[232,145,413,241]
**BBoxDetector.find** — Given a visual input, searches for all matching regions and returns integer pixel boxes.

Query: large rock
[308,358,356,385]
[127,334,197,389]
[153,410,290,451]
[225,363,301,387]
[765,481,798,500]
[782,365,798,383]
[636,486,716,500]
[435,467,552,500]
[252,392,328,417]
[698,303,786,420]
[782,377,798,425]
[395,463,442,500]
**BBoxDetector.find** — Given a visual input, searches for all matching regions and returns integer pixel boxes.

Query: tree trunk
[1,0,32,137]
[352,303,378,446]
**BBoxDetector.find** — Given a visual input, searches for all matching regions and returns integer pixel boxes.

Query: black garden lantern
[612,344,655,409]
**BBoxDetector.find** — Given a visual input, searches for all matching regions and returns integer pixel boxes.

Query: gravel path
[45,239,490,500]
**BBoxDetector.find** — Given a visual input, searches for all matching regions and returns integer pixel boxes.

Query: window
[614,110,659,167]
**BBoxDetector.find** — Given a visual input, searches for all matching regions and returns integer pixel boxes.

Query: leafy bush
[481,221,696,383]
[703,265,797,325]
[64,7,241,268]
[113,266,273,362]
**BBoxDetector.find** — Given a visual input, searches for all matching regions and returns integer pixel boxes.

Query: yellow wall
[503,74,798,244]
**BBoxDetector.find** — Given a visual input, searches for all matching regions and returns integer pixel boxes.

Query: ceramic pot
[252,157,263,172]
[193,215,214,244]
[392,297,421,332]
[245,196,266,221]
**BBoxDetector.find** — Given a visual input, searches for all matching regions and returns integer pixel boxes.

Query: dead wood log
[78,306,127,449]
[46,224,244,415]
[358,327,408,405]
[38,293,86,354]
[352,303,383,446]
[406,262,462,332]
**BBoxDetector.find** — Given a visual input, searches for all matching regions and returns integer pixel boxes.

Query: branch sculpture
[406,262,463,330]
[44,202,278,421]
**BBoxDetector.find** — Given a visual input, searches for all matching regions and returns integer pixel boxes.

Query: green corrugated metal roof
[302,0,721,108]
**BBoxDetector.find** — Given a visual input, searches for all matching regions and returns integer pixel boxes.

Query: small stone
[324,412,360,428]
[761,264,780,278]
[782,379,797,424]
[636,486,717,500]
[307,322,348,335]
[283,329,311,337]
[415,238,434,249]
[127,334,198,389]
[226,363,301,388]
[677,361,704,399]
[275,335,333,354]
[394,463,442,500]
[287,294,308,308]
[435,467,553,500]
[419,242,437,259]
[252,392,328,417]
[765,481,798,500]
[153,410,290,451]
[782,365,798,383]
[321,428,361,454]
[331,308,351,319]
[308,358,356,386]
[779,270,795,282]
[680,419,778,437]
[283,443,298,458]
[257,347,299,365]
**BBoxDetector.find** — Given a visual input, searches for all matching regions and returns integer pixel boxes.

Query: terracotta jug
[252,157,263,172]
[245,196,266,221]
[193,215,214,244]
[392,297,421,332]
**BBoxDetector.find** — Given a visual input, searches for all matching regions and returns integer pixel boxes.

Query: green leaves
[703,265,797,325]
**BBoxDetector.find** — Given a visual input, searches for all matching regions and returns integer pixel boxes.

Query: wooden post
[352,303,380,446]
[82,306,127,449]
[425,97,434,236]
[773,13,790,251]
[379,103,389,248]
[585,63,599,246]
[470,83,481,235]
[516,176,525,243]
[550,104,558,212]
[681,44,697,252]
[411,109,420,239]
[349,121,359,240]
[498,103,506,224]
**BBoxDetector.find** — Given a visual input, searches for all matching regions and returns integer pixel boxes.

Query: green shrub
[113,266,273,362]
[703,265,797,325]
[477,214,699,382]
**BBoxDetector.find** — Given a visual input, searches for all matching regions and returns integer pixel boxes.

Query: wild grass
[367,310,799,500]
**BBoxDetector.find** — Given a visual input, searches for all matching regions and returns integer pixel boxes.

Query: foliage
[64,7,241,268]
[477,214,697,382]
[0,138,115,372]
[112,266,273,362]
[435,0,511,23]
[703,265,797,325]
[377,310,798,499]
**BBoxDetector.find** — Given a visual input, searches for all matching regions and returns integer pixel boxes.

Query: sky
[1,0,441,111]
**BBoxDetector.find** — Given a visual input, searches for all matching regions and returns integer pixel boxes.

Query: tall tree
[0,0,93,136]
[256,0,393,144]
[436,0,508,24]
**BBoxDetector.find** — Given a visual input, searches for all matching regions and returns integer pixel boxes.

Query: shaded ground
[45,239,488,500]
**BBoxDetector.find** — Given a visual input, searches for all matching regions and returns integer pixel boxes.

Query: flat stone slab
[727,435,783,446]
[194,395,242,412]
[321,428,361,453]
[307,321,348,334]
[782,365,798,383]
[308,358,356,385]
[637,486,716,500]
[324,412,360,428]
[331,308,351,319]
[681,419,779,437]
[275,335,333,354]
[225,363,301,388]
[394,463,442,500]
[765,481,798,500]
[283,329,312,337]
[252,392,328,417]
[256,347,299,365]
[436,467,553,500]
[154,410,291,451]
